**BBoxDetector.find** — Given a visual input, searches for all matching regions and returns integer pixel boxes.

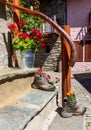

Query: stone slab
[48,113,85,130]
[19,89,56,108]
[0,89,56,130]
[0,106,36,130]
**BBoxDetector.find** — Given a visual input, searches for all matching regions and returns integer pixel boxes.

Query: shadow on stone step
[55,107,62,117]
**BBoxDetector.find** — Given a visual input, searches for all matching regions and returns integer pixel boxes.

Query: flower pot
[16,50,35,69]
[25,50,35,68]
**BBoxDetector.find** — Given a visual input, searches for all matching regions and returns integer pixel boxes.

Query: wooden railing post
[13,0,20,35]
[13,0,20,67]
[61,25,71,106]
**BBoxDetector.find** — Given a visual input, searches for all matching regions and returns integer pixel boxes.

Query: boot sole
[31,83,38,89]
[31,83,56,91]
[61,107,86,118]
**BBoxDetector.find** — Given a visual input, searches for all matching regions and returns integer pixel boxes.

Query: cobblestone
[72,73,91,130]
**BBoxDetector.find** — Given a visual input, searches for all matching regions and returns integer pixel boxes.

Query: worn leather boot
[31,73,55,91]
[61,98,86,118]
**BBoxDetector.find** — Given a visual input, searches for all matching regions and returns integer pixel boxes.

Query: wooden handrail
[0,0,77,67]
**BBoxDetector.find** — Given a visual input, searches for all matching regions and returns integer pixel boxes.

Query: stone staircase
[0,68,58,130]
[0,68,91,130]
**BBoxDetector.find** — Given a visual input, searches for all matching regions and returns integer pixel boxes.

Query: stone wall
[35,34,61,71]
[40,0,66,25]
[36,0,65,71]
[0,5,8,68]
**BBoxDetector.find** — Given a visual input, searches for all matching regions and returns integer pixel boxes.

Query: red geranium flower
[56,77,60,82]
[31,30,43,38]
[19,33,30,39]
[8,24,16,31]
[45,33,48,37]
[30,0,34,5]
[18,20,26,26]
[38,67,43,72]
[35,67,43,75]
[47,75,51,79]
[41,39,46,48]
[41,43,46,48]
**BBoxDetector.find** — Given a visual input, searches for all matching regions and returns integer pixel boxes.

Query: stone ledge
[0,67,38,84]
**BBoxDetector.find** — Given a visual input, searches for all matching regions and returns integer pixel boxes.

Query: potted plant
[8,20,48,68]
[8,0,48,69]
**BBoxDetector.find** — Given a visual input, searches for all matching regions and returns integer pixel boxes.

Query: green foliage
[67,93,76,105]
[7,0,47,53]
[20,13,45,32]
[13,36,40,52]
[7,0,45,30]
[20,0,45,32]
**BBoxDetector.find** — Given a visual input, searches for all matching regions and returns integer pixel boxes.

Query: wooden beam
[61,25,71,106]
[13,0,20,67]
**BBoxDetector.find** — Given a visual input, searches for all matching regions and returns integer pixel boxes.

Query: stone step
[0,68,37,108]
[0,68,91,130]
[0,89,57,130]
[0,68,57,130]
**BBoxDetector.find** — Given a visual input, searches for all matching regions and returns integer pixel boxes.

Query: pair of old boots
[61,97,86,118]
[31,73,56,91]
[31,72,86,117]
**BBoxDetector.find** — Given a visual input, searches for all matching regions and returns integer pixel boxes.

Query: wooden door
[75,41,83,62]
[85,40,91,62]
